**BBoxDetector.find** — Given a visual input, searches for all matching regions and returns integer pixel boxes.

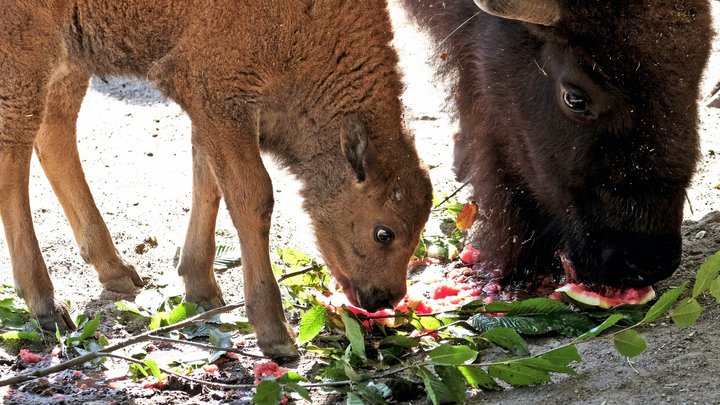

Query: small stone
[695,230,707,239]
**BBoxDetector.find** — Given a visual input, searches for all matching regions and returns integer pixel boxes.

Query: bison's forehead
[555,0,712,92]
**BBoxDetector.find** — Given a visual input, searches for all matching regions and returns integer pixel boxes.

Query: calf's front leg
[189,119,299,362]
[0,141,74,332]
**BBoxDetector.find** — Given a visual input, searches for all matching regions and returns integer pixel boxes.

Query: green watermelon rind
[556,283,656,309]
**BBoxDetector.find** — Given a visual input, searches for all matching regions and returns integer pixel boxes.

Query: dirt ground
[1,2,720,404]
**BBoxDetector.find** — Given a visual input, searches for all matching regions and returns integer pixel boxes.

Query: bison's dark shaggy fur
[403,0,713,288]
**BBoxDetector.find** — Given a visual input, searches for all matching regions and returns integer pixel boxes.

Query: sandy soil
[1,2,720,404]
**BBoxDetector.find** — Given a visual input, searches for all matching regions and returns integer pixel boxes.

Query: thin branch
[432,180,471,211]
[0,303,244,387]
[100,352,258,390]
[277,266,315,284]
[105,352,356,390]
[146,334,266,359]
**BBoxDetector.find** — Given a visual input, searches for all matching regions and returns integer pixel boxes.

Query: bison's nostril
[595,234,681,287]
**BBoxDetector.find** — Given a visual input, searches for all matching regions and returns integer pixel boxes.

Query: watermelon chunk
[556,283,656,309]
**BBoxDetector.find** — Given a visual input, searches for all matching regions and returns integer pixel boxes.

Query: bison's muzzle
[566,231,682,288]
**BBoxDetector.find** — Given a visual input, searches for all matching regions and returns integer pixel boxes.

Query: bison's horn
[473,0,561,26]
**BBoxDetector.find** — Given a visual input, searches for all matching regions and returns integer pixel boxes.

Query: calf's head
[472,0,712,287]
[306,114,433,311]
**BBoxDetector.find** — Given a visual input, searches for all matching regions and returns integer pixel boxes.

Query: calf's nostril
[356,287,403,312]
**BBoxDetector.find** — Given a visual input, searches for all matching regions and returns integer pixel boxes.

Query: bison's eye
[374,226,395,246]
[562,90,588,113]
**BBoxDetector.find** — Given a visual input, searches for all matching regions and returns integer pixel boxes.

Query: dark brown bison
[0,0,432,361]
[402,0,713,291]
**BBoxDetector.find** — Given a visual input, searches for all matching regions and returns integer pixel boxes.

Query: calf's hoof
[36,301,76,334]
[256,322,300,364]
[260,340,301,364]
[100,263,144,294]
[185,292,226,310]
[185,280,226,310]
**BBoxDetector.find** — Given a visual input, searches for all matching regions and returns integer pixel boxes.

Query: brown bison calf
[0,1,432,361]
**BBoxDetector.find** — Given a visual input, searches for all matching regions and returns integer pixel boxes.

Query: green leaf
[419,316,442,331]
[577,313,626,340]
[276,247,311,269]
[488,364,551,387]
[208,327,233,348]
[0,330,41,341]
[129,362,149,379]
[213,244,242,271]
[147,302,198,330]
[482,327,530,356]
[346,392,364,405]
[277,371,308,384]
[114,300,148,317]
[298,305,326,343]
[379,335,420,348]
[0,306,26,328]
[286,382,311,401]
[79,312,101,340]
[669,298,703,328]
[457,366,500,390]
[340,309,366,360]
[253,380,283,405]
[427,344,478,366]
[354,383,390,405]
[540,346,581,367]
[517,357,575,375]
[143,359,163,379]
[484,298,574,315]
[66,312,101,345]
[435,366,468,403]
[693,251,720,297]
[207,327,233,362]
[149,312,169,330]
[613,329,647,357]
[169,302,199,324]
[97,333,110,346]
[642,282,687,324]
[469,312,595,337]
[344,361,363,382]
[417,366,454,405]
[710,277,720,304]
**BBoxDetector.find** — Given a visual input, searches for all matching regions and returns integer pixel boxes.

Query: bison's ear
[474,0,560,26]
[341,114,371,183]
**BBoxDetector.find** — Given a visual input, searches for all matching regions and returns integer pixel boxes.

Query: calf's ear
[341,113,371,183]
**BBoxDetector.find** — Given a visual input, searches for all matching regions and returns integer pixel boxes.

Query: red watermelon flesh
[556,253,656,308]
[555,283,656,309]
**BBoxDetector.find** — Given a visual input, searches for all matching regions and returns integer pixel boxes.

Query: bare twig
[0,303,244,387]
[100,352,258,390]
[146,334,266,359]
[432,180,471,211]
[277,266,315,284]
[104,352,357,390]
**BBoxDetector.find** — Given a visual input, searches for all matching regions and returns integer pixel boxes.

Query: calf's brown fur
[0,0,433,361]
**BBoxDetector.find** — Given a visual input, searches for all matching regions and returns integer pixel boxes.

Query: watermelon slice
[556,283,656,309]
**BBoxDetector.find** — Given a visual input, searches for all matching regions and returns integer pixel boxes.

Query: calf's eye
[562,90,588,113]
[374,226,395,246]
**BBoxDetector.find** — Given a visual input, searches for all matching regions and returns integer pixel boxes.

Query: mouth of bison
[557,253,655,305]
